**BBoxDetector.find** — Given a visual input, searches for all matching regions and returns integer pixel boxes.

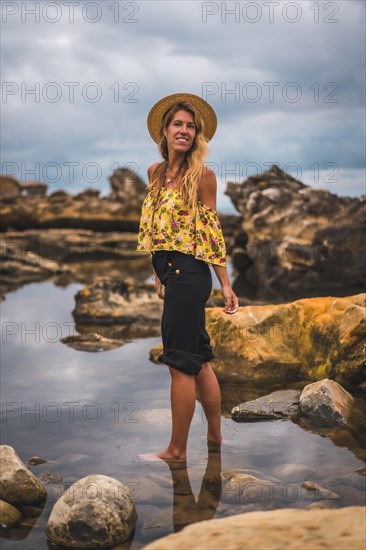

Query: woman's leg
[195,363,222,444]
[156,367,196,461]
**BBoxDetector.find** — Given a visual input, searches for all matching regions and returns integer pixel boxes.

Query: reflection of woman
[167,442,222,532]
[136,93,239,462]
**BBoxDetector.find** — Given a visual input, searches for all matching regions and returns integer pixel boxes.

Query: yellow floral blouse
[136,187,227,267]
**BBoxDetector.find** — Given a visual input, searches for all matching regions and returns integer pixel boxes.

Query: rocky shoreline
[1,165,365,303]
[1,166,365,548]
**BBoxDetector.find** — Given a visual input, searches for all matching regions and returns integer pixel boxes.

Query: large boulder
[204,294,365,389]
[0,445,47,504]
[226,164,366,302]
[46,474,137,548]
[143,506,366,550]
[108,167,148,208]
[299,379,354,424]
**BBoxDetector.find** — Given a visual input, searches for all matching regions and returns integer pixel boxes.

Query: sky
[2,0,365,213]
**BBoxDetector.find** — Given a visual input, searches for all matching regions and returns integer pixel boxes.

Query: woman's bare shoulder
[147,162,162,177]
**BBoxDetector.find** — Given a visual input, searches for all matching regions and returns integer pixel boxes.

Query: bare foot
[139,450,186,463]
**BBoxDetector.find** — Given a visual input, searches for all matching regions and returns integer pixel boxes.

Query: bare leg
[195,362,222,444]
[141,367,196,462]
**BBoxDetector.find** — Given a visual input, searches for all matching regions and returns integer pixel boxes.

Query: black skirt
[151,250,214,376]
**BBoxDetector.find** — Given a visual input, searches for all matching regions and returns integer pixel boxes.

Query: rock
[46,474,137,547]
[71,277,163,340]
[37,471,65,502]
[142,506,365,550]
[0,168,145,232]
[0,175,21,202]
[1,228,139,263]
[60,332,126,352]
[299,379,354,424]
[226,164,366,302]
[0,228,153,297]
[75,188,100,200]
[0,501,45,540]
[301,481,340,501]
[26,456,47,466]
[205,294,366,389]
[0,240,74,297]
[231,389,301,421]
[20,181,48,197]
[0,445,47,504]
[0,499,22,528]
[108,167,148,208]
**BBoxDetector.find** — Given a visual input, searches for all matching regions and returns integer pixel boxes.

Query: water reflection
[164,442,222,532]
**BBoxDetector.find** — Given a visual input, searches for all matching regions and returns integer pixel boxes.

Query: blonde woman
[137,93,239,462]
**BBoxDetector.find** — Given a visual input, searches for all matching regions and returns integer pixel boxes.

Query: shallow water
[1,281,365,549]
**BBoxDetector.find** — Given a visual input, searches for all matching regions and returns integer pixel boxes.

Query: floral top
[136,187,227,267]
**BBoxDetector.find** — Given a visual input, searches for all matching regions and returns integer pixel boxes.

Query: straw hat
[147,92,217,143]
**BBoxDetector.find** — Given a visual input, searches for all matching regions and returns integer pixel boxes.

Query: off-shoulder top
[136,186,227,267]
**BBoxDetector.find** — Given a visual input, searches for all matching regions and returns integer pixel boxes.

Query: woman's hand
[221,284,239,314]
[154,278,165,300]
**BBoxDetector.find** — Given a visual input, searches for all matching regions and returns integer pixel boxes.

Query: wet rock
[60,332,126,352]
[231,389,300,422]
[0,501,45,540]
[0,499,22,528]
[71,277,163,342]
[26,456,47,467]
[299,379,354,424]
[37,472,65,502]
[301,481,340,501]
[46,474,137,547]
[355,466,366,476]
[226,164,366,302]
[222,470,282,508]
[205,294,366,389]
[0,445,47,504]
[143,506,366,550]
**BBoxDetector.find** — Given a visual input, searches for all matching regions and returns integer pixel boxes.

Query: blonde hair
[149,101,209,211]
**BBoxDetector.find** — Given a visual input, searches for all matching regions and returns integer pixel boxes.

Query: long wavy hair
[149,101,209,211]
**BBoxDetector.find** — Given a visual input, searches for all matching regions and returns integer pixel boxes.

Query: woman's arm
[198,168,239,315]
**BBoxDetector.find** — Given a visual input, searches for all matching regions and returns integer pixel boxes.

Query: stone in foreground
[0,445,47,504]
[46,474,137,548]
[142,506,365,550]
[299,378,354,424]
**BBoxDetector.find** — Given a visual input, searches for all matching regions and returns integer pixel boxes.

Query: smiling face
[163,109,197,154]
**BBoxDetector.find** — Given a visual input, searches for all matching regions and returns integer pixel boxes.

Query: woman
[136,93,239,462]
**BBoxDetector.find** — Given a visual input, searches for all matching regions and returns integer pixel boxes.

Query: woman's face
[163,109,197,154]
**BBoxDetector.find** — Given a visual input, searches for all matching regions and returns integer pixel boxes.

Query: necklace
[164,164,183,184]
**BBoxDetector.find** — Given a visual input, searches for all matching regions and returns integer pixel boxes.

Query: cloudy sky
[2,0,365,213]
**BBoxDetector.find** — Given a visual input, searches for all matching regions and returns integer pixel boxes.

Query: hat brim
[147,93,217,143]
